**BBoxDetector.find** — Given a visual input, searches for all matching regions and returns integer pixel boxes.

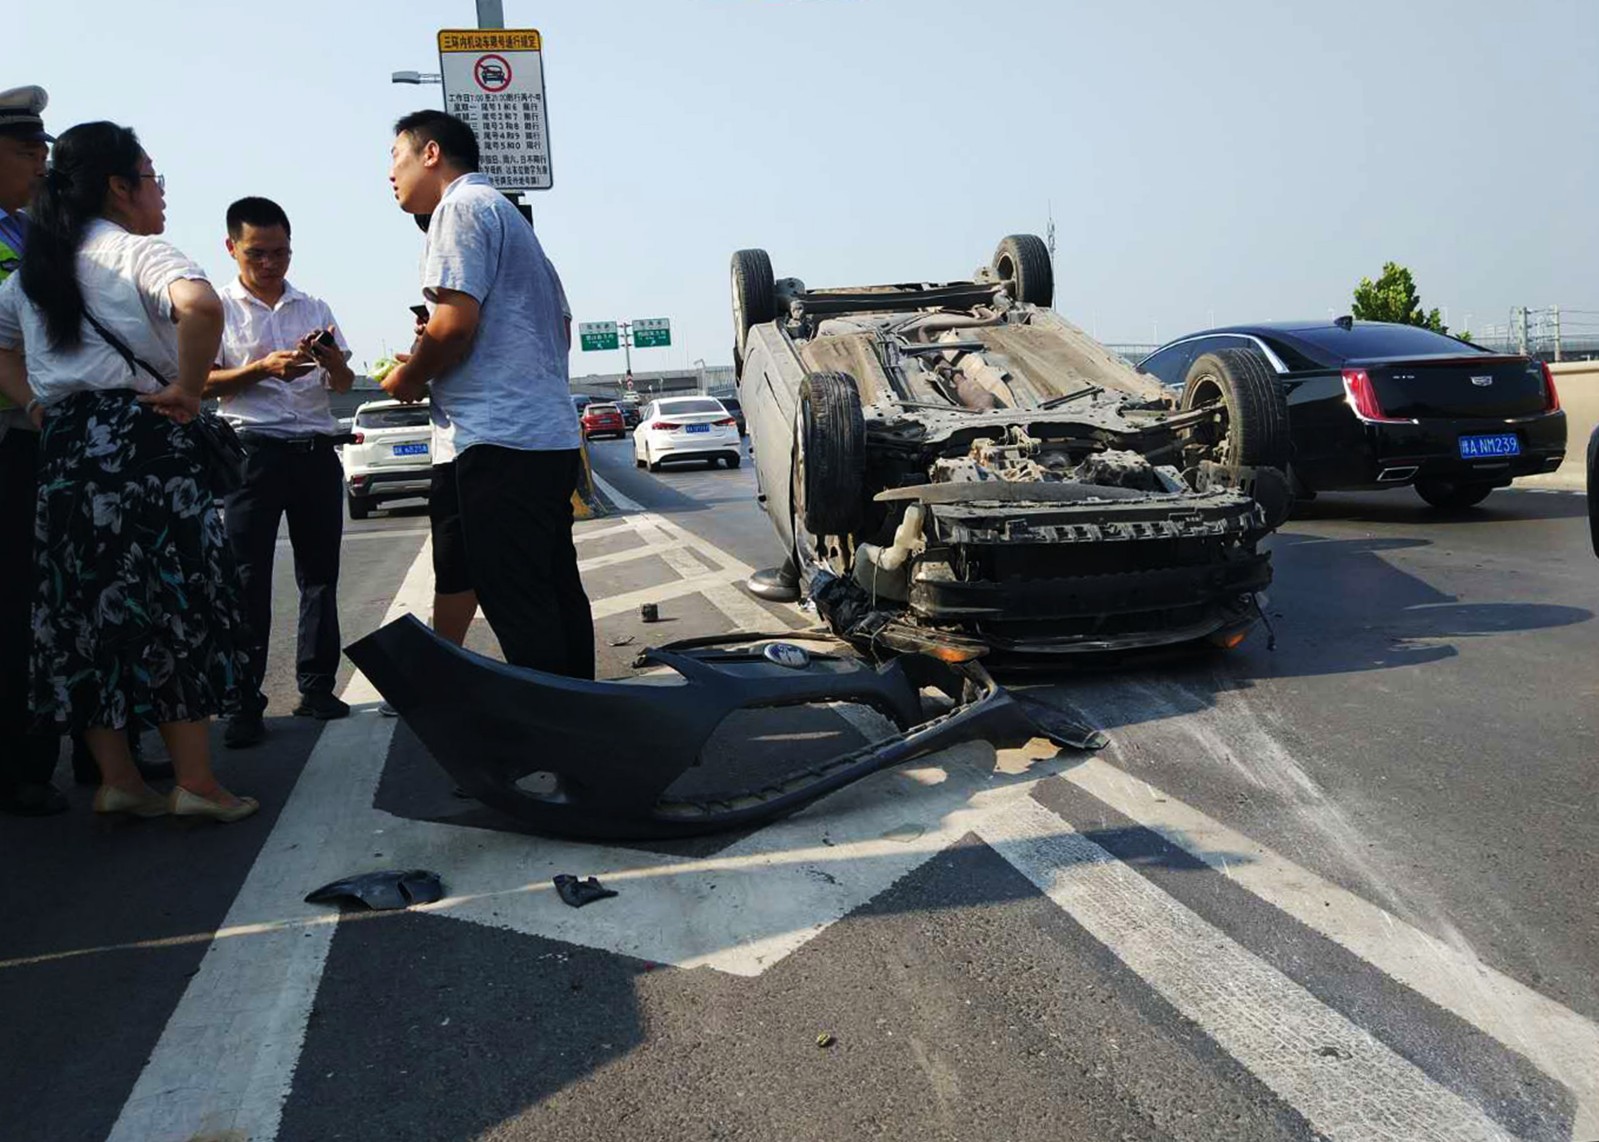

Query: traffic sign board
[578,321,619,352]
[438,29,552,192]
[632,317,671,348]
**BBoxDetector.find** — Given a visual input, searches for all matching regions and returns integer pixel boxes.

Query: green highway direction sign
[578,321,619,352]
[633,317,671,348]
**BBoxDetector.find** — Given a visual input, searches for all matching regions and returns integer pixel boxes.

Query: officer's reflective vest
[0,231,17,410]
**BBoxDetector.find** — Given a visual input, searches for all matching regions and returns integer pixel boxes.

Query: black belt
[237,431,342,452]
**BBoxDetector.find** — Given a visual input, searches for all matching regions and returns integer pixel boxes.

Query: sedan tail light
[713,417,737,427]
[651,420,681,431]
[1341,369,1408,424]
[1541,362,1561,412]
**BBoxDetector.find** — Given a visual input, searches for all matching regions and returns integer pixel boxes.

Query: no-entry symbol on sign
[474,54,512,92]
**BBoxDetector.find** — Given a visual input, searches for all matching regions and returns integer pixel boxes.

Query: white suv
[342,399,433,519]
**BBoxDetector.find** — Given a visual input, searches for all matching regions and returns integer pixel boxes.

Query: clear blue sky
[13,0,1598,369]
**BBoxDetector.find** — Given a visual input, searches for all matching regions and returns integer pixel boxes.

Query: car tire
[796,371,866,538]
[1180,348,1292,470]
[635,453,646,469]
[348,494,371,520]
[725,454,742,469]
[731,248,776,370]
[992,234,1053,308]
[1415,478,1495,510]
[647,445,662,473]
[1588,425,1599,557]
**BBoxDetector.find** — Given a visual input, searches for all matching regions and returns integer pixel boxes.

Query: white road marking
[573,520,642,544]
[1065,755,1599,1140]
[576,538,685,573]
[591,470,805,631]
[106,542,438,1142]
[978,797,1516,1142]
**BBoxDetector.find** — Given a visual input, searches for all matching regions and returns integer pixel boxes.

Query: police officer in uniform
[0,86,63,813]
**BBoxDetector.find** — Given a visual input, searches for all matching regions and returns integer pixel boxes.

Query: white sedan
[633,396,743,471]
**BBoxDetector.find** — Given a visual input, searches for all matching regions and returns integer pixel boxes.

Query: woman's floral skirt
[31,389,251,731]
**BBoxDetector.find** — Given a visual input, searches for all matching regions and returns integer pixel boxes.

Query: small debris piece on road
[304,869,444,912]
[554,874,619,908]
[816,1032,836,1049]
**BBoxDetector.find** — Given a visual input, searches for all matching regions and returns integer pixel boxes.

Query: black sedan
[1137,320,1566,508]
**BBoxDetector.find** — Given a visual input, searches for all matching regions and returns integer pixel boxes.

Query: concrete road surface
[2,432,1596,1142]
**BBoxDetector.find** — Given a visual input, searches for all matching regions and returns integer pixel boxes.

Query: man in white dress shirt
[206,197,354,748]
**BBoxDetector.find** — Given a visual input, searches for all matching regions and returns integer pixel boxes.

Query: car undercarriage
[733,237,1288,662]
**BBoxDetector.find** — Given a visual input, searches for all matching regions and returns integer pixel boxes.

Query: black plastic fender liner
[346,616,1104,841]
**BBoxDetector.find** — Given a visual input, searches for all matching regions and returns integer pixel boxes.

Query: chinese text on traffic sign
[438,28,552,191]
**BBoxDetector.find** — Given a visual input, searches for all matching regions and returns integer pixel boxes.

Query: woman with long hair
[0,122,257,822]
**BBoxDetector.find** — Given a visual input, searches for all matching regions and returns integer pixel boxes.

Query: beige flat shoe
[93,784,169,818]
[169,786,260,823]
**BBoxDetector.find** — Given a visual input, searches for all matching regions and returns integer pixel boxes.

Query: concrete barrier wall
[1520,361,1598,491]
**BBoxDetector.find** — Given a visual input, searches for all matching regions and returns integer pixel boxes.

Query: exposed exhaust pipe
[1377,466,1418,482]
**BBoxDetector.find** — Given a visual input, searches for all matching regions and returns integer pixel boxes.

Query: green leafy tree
[1351,262,1449,334]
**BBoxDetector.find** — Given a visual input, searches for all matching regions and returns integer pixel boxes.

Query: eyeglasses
[137,173,166,191]
[241,248,291,264]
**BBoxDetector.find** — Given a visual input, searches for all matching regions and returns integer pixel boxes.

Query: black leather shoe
[292,692,350,720]
[0,782,69,817]
[224,711,267,749]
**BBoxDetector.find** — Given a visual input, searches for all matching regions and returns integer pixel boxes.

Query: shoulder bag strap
[81,308,167,387]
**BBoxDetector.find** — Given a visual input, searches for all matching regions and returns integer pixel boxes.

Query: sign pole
[476,0,504,28]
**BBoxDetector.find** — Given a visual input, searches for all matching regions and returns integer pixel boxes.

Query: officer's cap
[0,86,52,143]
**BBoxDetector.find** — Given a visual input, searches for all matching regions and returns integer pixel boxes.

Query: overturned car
[732,236,1290,660]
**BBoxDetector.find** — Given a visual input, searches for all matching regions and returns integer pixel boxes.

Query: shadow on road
[1290,488,1588,524]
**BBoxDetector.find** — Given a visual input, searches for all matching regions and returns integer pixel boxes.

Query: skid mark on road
[1065,755,1599,1140]
[982,797,1518,1142]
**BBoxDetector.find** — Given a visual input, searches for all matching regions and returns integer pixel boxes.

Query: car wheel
[796,371,866,538]
[731,248,775,370]
[348,494,371,520]
[992,234,1053,308]
[1415,478,1495,510]
[725,454,742,469]
[647,445,662,473]
[1179,348,1292,470]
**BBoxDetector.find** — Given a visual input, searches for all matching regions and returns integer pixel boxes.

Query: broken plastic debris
[304,869,444,911]
[816,1032,836,1049]
[554,874,619,908]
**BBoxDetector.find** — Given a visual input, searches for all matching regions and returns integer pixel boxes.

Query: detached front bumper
[346,617,1105,840]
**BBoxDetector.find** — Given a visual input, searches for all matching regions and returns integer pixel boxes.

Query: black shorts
[429,461,473,595]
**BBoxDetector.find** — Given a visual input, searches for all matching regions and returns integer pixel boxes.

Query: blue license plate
[685,424,710,434]
[393,442,429,456]
[1458,433,1520,459]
